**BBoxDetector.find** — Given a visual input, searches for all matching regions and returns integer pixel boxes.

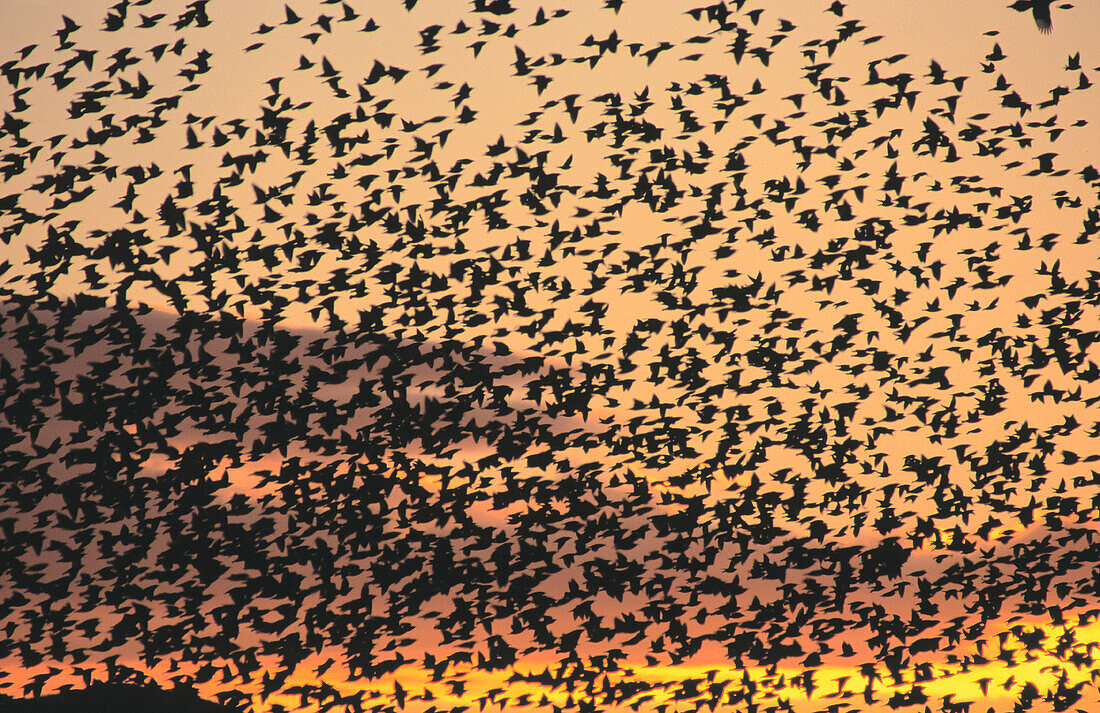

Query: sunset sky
[2,1,1100,712]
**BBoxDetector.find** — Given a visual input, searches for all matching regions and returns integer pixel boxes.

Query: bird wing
[1033,1,1053,32]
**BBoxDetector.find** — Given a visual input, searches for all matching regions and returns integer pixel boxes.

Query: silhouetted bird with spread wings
[1009,0,1055,32]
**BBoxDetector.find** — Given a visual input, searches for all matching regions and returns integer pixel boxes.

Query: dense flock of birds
[2,1,1100,712]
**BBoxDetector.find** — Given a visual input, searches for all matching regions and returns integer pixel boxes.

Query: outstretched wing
[1033,0,1053,32]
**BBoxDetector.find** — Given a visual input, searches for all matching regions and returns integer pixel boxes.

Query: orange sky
[2,1,1100,712]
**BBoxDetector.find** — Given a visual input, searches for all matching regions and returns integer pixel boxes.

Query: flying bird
[1009,0,1056,32]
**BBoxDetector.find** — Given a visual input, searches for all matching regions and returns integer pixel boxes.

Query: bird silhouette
[1009,0,1056,32]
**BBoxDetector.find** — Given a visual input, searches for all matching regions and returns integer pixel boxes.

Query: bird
[1009,0,1056,32]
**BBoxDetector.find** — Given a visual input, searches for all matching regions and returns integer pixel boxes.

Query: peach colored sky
[2,1,1100,713]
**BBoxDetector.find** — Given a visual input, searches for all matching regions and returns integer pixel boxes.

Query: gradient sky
[2,1,1100,713]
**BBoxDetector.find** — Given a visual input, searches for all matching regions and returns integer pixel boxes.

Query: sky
[1,1,1100,713]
